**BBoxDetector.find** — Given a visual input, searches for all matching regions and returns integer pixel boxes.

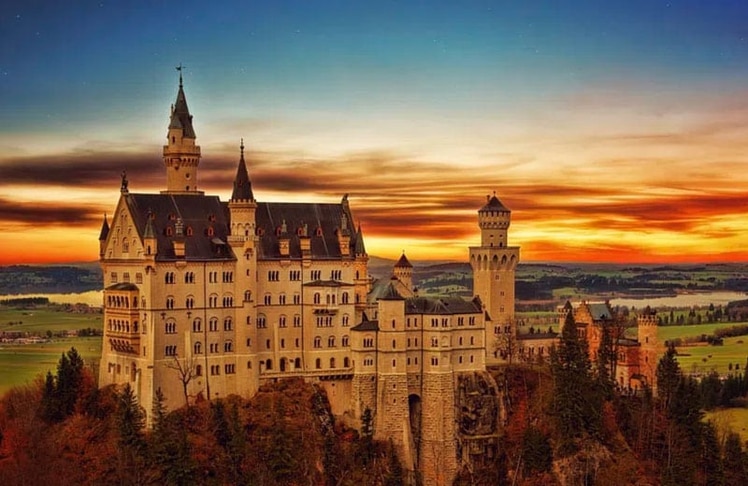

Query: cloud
[0,197,101,228]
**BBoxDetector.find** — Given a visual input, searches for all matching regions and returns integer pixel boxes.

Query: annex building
[98,75,518,484]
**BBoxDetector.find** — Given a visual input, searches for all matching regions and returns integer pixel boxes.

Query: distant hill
[0,264,102,295]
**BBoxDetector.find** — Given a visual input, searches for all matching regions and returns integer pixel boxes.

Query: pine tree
[116,382,146,483]
[723,432,748,486]
[549,312,600,454]
[359,406,375,465]
[656,343,680,409]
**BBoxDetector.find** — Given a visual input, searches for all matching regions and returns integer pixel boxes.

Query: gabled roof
[255,201,357,260]
[230,141,254,201]
[587,302,613,321]
[351,319,379,332]
[124,193,235,261]
[379,282,405,301]
[479,194,510,212]
[169,82,196,139]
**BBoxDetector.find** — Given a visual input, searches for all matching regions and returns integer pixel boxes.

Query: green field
[0,337,102,396]
[705,407,748,443]
[0,308,102,333]
[0,307,103,396]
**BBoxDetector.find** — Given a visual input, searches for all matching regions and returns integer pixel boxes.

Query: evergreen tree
[699,422,723,486]
[549,312,600,454]
[359,407,375,465]
[40,370,60,423]
[56,347,84,416]
[656,343,680,409]
[520,425,552,475]
[384,440,404,486]
[723,432,748,486]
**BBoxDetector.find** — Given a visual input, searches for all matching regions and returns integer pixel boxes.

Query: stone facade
[99,78,513,485]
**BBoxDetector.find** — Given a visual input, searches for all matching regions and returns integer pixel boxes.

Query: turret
[162,68,202,194]
[478,193,511,248]
[637,307,659,392]
[98,214,109,258]
[228,139,257,246]
[143,211,157,258]
[393,252,413,292]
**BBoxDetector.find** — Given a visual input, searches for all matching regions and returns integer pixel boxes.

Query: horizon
[2,1,748,264]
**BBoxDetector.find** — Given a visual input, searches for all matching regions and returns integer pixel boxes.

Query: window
[344,357,350,367]
[186,296,194,309]
[166,297,175,309]
[293,294,301,305]
[330,270,341,280]
[431,357,438,366]
[363,338,374,348]
[211,365,220,375]
[111,272,118,283]
[342,292,349,304]
[328,336,335,347]
[279,315,287,328]
[246,338,251,347]
[222,296,234,307]
[194,342,202,354]
[363,357,374,366]
[225,364,235,374]
[123,272,130,282]
[224,341,233,352]
[280,338,285,349]
[265,339,271,349]
[290,270,301,281]
[165,272,175,284]
[165,321,176,334]
[313,293,321,304]
[314,336,322,348]
[293,315,301,327]
[244,290,252,302]
[257,316,267,328]
[311,270,321,280]
[184,272,195,283]
[195,365,202,376]
[268,270,279,281]
[264,294,272,305]
[330,357,336,368]
[342,315,349,327]
[209,295,218,307]
[279,293,286,305]
[315,358,321,369]
[209,318,218,332]
[210,343,219,353]
[222,271,233,283]
[342,335,349,347]
[165,345,177,357]
[223,318,233,331]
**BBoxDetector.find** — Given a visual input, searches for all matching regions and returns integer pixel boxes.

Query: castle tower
[637,308,659,393]
[162,69,202,194]
[374,284,416,472]
[469,193,520,363]
[352,223,370,322]
[228,140,259,398]
[393,252,413,293]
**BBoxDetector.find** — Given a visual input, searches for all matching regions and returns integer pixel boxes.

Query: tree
[165,354,199,408]
[149,388,196,485]
[359,407,375,465]
[549,311,600,454]
[116,383,147,484]
[656,343,681,408]
[494,323,519,364]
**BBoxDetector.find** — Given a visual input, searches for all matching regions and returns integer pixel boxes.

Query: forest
[1,310,748,485]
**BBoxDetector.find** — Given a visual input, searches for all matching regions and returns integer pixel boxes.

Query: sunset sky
[2,1,748,264]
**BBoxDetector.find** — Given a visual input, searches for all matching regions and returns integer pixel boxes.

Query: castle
[98,75,663,483]
[98,75,516,484]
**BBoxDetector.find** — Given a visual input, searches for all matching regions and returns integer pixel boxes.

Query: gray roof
[106,282,139,291]
[255,201,356,260]
[353,224,367,256]
[169,84,196,139]
[405,296,482,315]
[395,253,413,268]
[124,193,235,261]
[304,280,354,287]
[351,317,379,332]
[479,194,510,212]
[230,143,254,201]
[98,215,110,241]
[587,302,613,321]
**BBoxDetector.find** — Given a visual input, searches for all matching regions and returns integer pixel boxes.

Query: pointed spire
[143,211,156,239]
[354,223,367,256]
[169,65,196,138]
[98,214,109,241]
[231,138,255,201]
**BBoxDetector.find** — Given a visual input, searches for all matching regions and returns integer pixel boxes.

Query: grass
[657,323,740,344]
[0,337,102,396]
[0,306,104,396]
[0,307,102,333]
[674,336,748,376]
[705,407,748,443]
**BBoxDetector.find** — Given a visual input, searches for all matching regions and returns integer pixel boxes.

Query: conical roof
[169,77,196,139]
[380,281,405,301]
[231,140,254,201]
[479,194,510,212]
[354,224,367,256]
[98,215,109,241]
[395,252,412,268]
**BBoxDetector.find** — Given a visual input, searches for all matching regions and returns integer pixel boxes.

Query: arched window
[194,342,202,354]
[315,358,321,369]
[266,359,273,371]
[342,292,349,304]
[342,335,349,347]
[343,357,350,367]
[314,336,321,348]
[313,293,321,304]
[328,336,335,347]
[330,357,336,368]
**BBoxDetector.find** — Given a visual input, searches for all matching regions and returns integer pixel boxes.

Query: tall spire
[231,138,254,201]
[354,223,367,256]
[98,214,109,241]
[169,65,195,139]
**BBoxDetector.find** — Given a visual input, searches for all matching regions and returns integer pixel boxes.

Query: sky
[1,0,748,264]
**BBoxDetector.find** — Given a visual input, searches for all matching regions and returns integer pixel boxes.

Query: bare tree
[164,354,198,407]
[494,321,518,364]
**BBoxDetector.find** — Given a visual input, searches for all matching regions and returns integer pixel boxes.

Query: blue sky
[2,1,748,263]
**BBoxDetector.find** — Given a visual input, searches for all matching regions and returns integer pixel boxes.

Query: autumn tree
[165,354,199,408]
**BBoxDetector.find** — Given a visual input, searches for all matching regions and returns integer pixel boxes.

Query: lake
[610,291,747,309]
[1,290,103,307]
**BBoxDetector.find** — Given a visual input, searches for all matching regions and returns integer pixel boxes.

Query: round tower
[162,69,202,194]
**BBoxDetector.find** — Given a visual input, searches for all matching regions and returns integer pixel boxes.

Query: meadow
[0,307,103,396]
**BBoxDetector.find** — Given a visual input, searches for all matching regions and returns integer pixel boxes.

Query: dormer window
[315,227,323,237]
[206,227,215,237]
[165,226,173,237]
[208,214,216,222]
[186,226,193,236]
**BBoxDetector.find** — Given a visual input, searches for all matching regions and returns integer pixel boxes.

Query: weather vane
[176,63,186,87]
